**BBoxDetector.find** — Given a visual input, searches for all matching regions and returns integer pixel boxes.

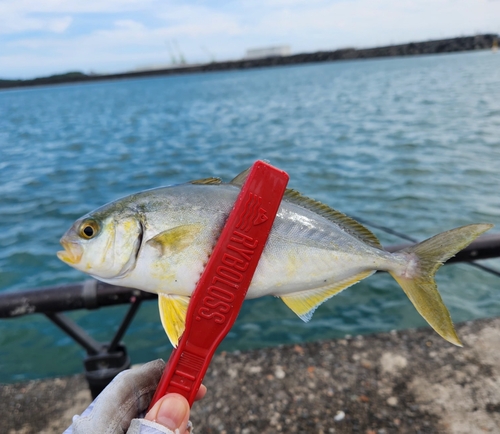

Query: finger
[195,384,207,401]
[145,393,190,433]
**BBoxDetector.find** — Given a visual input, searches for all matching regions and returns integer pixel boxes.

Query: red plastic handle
[148,161,289,409]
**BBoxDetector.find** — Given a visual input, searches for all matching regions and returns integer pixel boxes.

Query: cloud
[0,0,499,79]
[114,20,146,31]
[48,16,73,33]
[0,0,156,34]
[250,0,500,49]
[0,0,156,15]
[0,13,73,34]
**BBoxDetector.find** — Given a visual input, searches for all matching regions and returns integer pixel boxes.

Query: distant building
[244,45,291,60]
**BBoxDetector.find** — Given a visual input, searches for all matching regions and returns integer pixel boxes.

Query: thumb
[145,394,190,433]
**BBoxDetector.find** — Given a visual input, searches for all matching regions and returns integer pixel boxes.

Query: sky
[1,0,499,80]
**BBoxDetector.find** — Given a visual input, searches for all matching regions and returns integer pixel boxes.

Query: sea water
[1,50,500,382]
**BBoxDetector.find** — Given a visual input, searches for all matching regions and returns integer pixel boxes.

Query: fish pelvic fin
[158,293,190,347]
[389,223,493,347]
[281,270,374,322]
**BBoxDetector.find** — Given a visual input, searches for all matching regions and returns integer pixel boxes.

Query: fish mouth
[57,239,83,265]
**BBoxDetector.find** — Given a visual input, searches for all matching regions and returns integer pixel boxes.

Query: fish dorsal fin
[281,270,374,321]
[284,189,383,250]
[190,177,222,185]
[230,167,251,187]
[158,294,190,347]
[146,224,203,256]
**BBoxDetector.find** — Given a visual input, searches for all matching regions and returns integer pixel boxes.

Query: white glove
[63,359,194,434]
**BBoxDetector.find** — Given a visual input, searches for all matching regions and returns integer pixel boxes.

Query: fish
[57,168,493,348]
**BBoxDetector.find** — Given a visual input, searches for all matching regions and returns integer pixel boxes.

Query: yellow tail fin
[389,223,493,346]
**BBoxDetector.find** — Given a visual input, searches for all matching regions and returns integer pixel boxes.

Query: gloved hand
[64,359,206,434]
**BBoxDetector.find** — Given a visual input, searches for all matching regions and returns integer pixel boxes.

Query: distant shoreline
[1,34,497,90]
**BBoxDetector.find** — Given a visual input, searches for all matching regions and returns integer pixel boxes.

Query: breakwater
[3,317,500,433]
[1,33,497,90]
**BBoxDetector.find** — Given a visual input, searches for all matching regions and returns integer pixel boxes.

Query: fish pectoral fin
[281,271,374,322]
[146,224,203,256]
[158,294,190,347]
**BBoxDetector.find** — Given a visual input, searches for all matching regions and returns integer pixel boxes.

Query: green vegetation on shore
[0,72,88,89]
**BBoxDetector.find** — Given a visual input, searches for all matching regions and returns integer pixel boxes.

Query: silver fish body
[58,172,492,346]
[97,184,395,298]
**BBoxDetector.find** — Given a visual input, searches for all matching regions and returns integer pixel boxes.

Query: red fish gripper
[148,160,289,408]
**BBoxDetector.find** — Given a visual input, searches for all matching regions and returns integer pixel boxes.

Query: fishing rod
[0,232,499,397]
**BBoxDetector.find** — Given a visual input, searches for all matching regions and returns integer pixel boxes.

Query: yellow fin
[390,273,462,346]
[229,167,251,187]
[158,294,190,347]
[281,271,374,321]
[146,224,203,256]
[189,177,222,185]
[230,162,271,186]
[390,223,493,347]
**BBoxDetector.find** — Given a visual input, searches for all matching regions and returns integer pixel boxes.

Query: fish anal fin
[146,224,203,256]
[190,177,222,185]
[158,294,190,347]
[281,271,374,322]
[284,189,383,250]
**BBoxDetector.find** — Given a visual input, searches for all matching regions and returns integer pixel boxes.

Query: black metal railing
[1,233,499,397]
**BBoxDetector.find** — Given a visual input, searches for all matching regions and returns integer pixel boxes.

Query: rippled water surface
[1,51,500,382]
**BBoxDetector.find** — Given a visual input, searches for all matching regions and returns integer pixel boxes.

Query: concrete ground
[2,317,500,434]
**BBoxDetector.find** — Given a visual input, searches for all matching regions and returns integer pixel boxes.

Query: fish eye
[79,219,100,240]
